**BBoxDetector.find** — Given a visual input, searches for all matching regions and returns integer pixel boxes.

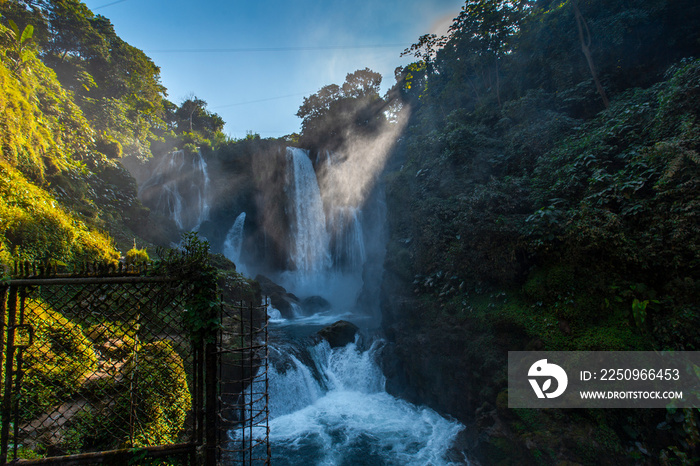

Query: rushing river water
[265,318,465,465]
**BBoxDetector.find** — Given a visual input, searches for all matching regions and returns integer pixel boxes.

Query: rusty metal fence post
[0,286,16,465]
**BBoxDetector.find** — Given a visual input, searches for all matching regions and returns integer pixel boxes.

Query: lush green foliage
[389,0,700,354]
[0,160,118,264]
[0,37,91,180]
[384,0,700,462]
[1,0,169,159]
[0,4,159,265]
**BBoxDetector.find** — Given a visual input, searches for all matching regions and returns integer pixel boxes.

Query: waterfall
[285,147,331,282]
[209,144,465,464]
[192,149,211,231]
[138,149,210,231]
[223,212,247,270]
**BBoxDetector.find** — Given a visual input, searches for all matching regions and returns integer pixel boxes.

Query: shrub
[127,341,192,446]
[125,247,149,266]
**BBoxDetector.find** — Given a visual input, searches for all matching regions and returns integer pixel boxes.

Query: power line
[213,92,314,109]
[92,0,129,10]
[147,44,410,54]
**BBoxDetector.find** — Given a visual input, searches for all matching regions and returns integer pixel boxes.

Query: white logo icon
[528,359,568,399]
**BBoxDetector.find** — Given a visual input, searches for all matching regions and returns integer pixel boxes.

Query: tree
[446,0,533,106]
[296,68,386,151]
[402,33,448,64]
[1,0,170,158]
[175,97,224,138]
[342,68,382,98]
[571,0,609,108]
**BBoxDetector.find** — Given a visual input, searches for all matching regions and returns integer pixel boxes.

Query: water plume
[317,107,410,218]
[223,211,247,273]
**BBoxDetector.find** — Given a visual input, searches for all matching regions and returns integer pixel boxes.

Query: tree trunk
[495,56,502,107]
[572,0,610,109]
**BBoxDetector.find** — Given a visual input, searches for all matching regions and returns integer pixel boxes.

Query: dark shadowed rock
[255,274,300,319]
[255,274,287,296]
[270,294,301,319]
[317,320,359,348]
[301,295,331,314]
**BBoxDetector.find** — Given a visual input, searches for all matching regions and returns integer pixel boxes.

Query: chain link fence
[1,258,269,465]
[218,301,270,464]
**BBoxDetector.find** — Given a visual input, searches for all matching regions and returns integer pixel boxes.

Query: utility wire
[148,44,410,53]
[92,0,129,10]
[213,92,314,109]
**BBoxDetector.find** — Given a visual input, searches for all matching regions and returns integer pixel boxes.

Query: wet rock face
[317,320,359,348]
[301,295,331,314]
[255,274,301,319]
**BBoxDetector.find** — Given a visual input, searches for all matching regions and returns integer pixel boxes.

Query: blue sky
[82,0,465,138]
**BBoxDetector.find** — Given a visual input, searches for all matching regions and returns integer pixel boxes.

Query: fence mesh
[217,301,270,465]
[1,276,199,463]
[1,262,270,465]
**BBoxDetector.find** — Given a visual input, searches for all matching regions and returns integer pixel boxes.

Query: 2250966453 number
[599,368,680,381]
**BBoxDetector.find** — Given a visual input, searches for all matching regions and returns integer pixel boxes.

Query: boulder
[317,320,359,348]
[301,295,332,314]
[270,293,300,319]
[255,274,287,296]
[254,274,301,319]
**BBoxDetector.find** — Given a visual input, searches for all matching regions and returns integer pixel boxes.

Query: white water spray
[267,339,465,465]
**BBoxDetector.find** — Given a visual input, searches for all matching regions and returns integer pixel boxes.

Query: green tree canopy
[1,0,169,159]
[297,68,386,151]
[175,97,225,139]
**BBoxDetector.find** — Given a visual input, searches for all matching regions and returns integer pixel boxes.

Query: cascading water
[193,149,211,229]
[256,146,465,464]
[277,147,370,313]
[223,212,247,273]
[284,147,332,285]
[138,149,211,231]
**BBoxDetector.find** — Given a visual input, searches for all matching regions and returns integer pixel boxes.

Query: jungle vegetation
[376,0,700,463]
[0,0,699,463]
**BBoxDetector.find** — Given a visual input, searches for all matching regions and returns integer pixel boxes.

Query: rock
[301,295,331,314]
[255,274,287,296]
[270,293,300,319]
[255,274,301,319]
[317,320,359,348]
